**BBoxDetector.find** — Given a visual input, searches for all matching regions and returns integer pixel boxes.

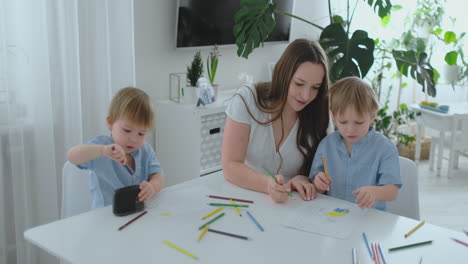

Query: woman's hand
[102,144,127,165]
[312,172,331,192]
[266,174,289,203]
[353,186,379,208]
[288,175,316,201]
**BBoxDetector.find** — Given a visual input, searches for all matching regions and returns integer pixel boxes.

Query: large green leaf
[366,0,392,18]
[392,50,437,97]
[319,24,375,82]
[233,0,276,58]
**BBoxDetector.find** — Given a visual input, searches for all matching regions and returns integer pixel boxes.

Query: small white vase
[182,86,198,105]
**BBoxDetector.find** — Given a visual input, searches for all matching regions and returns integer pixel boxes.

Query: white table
[409,102,468,178]
[25,171,467,264]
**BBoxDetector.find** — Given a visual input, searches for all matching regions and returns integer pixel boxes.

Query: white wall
[134,0,328,146]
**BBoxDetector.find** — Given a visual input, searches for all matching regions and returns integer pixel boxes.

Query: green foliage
[186,51,203,87]
[207,46,220,85]
[374,103,419,146]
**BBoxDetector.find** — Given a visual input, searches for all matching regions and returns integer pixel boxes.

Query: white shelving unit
[154,90,235,186]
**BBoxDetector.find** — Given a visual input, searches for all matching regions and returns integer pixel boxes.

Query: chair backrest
[387,156,420,220]
[61,161,91,218]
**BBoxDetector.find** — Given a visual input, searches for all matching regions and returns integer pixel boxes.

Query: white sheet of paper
[282,195,368,239]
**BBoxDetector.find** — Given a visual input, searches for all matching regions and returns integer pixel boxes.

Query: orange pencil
[322,157,331,190]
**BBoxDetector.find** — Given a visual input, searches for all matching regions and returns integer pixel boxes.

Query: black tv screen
[176,0,294,48]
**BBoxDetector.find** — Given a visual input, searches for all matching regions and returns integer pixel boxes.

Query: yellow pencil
[405,220,425,238]
[197,226,209,242]
[163,240,198,260]
[201,207,223,220]
[230,199,242,217]
[322,157,331,190]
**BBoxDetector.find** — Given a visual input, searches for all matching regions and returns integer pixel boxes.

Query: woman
[222,39,330,203]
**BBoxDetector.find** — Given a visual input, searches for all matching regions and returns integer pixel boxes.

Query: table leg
[415,123,422,164]
[447,117,457,179]
[437,131,444,177]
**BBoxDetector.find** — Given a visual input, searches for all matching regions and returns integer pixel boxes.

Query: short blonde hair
[329,77,378,117]
[108,87,154,128]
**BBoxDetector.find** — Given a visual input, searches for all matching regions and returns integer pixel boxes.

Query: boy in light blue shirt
[310,77,401,211]
[67,87,164,209]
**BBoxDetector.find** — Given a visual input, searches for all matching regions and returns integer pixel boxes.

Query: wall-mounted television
[176,0,294,48]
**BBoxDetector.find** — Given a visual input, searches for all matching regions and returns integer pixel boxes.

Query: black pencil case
[113,185,145,216]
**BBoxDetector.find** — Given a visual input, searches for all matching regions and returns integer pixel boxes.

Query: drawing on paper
[326,208,350,217]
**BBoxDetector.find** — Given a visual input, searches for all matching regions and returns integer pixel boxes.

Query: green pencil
[198,212,225,230]
[208,203,249,208]
[262,166,293,197]
[388,240,433,252]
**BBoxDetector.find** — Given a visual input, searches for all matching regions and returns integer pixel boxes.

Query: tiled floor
[417,154,468,232]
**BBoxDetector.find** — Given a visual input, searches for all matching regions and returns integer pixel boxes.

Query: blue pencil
[378,243,387,264]
[362,232,373,258]
[246,211,264,231]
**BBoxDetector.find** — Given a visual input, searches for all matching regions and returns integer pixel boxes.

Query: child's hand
[266,174,289,203]
[288,175,316,201]
[313,172,332,192]
[138,181,158,202]
[353,186,379,208]
[102,144,127,165]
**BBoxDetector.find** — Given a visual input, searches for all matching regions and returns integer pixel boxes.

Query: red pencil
[208,195,253,204]
[118,210,147,231]
[452,238,468,247]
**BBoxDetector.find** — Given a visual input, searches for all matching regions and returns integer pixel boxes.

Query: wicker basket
[397,137,431,161]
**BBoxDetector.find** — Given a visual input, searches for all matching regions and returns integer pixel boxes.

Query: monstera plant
[233,0,437,95]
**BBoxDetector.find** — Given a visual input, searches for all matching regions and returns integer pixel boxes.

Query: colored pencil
[322,157,331,190]
[201,207,223,220]
[352,248,357,264]
[262,166,292,197]
[197,226,209,242]
[208,195,253,204]
[405,220,425,238]
[246,211,264,231]
[388,240,433,252]
[207,228,250,240]
[452,238,468,247]
[208,203,249,207]
[372,243,380,264]
[362,232,373,258]
[162,240,198,260]
[230,199,242,217]
[118,210,147,231]
[198,212,225,230]
[419,256,423,264]
[464,230,468,236]
[378,243,387,264]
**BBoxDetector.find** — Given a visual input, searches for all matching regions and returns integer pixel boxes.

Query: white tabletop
[24,172,467,264]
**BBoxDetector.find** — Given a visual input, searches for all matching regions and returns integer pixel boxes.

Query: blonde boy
[309,77,401,210]
[68,87,164,209]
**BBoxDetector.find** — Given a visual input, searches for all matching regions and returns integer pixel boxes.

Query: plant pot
[397,137,431,161]
[442,64,459,84]
[182,86,198,105]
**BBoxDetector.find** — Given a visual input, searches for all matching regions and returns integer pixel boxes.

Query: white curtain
[0,0,135,263]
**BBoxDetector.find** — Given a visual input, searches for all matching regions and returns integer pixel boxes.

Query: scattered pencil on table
[377,243,387,264]
[230,199,242,217]
[352,248,357,264]
[262,165,292,197]
[201,207,223,220]
[246,211,264,231]
[451,238,468,247]
[322,157,331,191]
[198,212,225,230]
[419,256,423,264]
[388,240,433,252]
[464,230,468,236]
[405,220,425,238]
[208,203,249,208]
[362,232,373,258]
[371,243,380,264]
[197,226,209,242]
[117,210,147,231]
[208,195,254,204]
[207,228,250,240]
[162,240,198,260]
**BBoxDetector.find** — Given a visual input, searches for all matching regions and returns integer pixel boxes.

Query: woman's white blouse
[225,85,305,182]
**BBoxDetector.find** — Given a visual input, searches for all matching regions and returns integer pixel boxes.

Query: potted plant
[184,50,203,104]
[207,45,220,100]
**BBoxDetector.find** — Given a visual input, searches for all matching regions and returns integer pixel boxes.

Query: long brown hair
[237,39,330,175]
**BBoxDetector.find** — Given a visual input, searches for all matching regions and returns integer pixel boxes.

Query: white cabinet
[154,90,234,186]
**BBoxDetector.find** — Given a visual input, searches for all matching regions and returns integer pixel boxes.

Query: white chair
[387,156,420,220]
[61,161,91,218]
